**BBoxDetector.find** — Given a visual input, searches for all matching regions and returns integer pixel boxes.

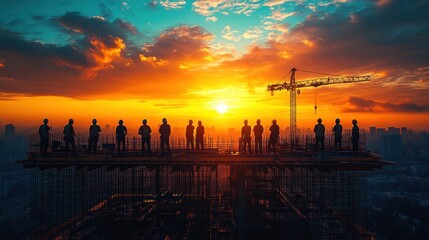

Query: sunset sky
[1,0,428,135]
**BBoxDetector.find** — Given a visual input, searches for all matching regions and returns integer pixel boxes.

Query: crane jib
[266,67,371,147]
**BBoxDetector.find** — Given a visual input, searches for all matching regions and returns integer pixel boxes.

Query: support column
[155,167,160,194]
[237,165,246,240]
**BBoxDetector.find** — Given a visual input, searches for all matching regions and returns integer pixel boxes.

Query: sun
[216,103,228,114]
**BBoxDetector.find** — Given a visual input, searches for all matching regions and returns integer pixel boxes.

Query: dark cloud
[342,96,429,112]
[0,12,142,97]
[142,25,214,63]
[0,19,211,98]
[54,12,136,47]
[287,0,429,70]
[0,28,88,67]
[344,97,377,112]
[115,19,137,35]
[0,12,139,69]
[385,102,429,112]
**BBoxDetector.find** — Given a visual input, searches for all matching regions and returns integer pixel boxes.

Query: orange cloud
[302,39,314,48]
[83,37,128,78]
[1,2,429,131]
[139,54,168,67]
[141,25,217,68]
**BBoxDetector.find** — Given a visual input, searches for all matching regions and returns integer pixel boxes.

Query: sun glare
[216,103,228,114]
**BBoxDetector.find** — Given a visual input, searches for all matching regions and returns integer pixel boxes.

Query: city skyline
[1,0,428,130]
[2,120,425,140]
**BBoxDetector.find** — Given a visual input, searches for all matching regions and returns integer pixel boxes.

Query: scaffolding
[21,148,390,240]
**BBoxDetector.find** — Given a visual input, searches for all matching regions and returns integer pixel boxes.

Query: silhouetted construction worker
[253,119,264,154]
[89,119,101,154]
[314,118,325,152]
[351,119,360,151]
[63,119,76,154]
[159,118,171,155]
[116,120,127,152]
[332,118,343,151]
[196,120,205,150]
[138,119,152,155]
[241,119,251,154]
[38,118,50,156]
[186,120,195,151]
[268,119,280,153]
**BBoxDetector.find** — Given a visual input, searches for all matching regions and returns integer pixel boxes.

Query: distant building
[376,128,386,136]
[369,127,376,136]
[401,127,408,142]
[387,127,400,135]
[401,127,407,136]
[367,127,377,151]
[5,124,15,140]
[380,134,403,160]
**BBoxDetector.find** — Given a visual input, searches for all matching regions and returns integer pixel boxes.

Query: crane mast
[267,68,370,146]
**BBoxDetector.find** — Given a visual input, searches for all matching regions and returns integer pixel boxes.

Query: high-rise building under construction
[20,136,389,239]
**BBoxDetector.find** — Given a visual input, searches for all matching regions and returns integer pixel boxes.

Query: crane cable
[281,68,341,114]
[314,88,318,114]
[298,69,341,76]
[296,69,339,115]
[276,71,290,85]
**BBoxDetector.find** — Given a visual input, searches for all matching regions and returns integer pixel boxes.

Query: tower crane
[267,67,370,146]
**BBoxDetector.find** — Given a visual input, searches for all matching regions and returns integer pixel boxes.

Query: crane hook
[314,88,317,114]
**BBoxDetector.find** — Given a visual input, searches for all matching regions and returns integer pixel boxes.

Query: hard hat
[43,118,49,124]
[335,118,340,123]
[143,119,147,124]
[69,119,74,124]
[317,118,322,123]
[92,119,97,124]
[189,119,193,124]
[244,119,248,124]
[162,118,167,123]
[256,119,261,123]
[198,120,202,125]
[119,119,123,124]
[352,119,357,124]
[272,119,277,123]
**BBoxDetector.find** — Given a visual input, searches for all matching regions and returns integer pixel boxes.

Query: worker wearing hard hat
[116,119,128,153]
[159,118,171,156]
[253,119,264,154]
[138,119,152,155]
[332,118,343,151]
[89,119,101,154]
[196,120,205,150]
[63,119,76,154]
[351,119,360,151]
[269,119,280,153]
[186,120,195,151]
[241,119,252,154]
[313,118,325,152]
[39,118,50,156]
